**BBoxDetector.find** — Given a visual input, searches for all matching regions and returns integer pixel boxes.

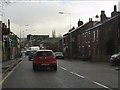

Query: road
[1,55,119,89]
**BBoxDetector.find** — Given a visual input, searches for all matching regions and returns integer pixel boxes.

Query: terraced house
[63,5,120,62]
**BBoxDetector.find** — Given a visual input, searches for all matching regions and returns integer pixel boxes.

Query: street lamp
[59,11,71,29]
[20,24,28,39]
[59,11,72,57]
[19,24,28,48]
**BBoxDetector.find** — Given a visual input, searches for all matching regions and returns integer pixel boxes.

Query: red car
[33,50,57,71]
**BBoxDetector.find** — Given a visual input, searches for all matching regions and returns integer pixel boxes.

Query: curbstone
[2,59,22,76]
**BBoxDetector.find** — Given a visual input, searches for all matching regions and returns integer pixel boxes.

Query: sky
[1,0,120,38]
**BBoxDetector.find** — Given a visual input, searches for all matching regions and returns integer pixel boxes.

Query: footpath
[2,56,23,76]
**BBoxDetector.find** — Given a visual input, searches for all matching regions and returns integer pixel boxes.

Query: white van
[29,46,40,51]
[28,46,40,61]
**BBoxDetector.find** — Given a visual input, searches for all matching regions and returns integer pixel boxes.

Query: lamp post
[20,24,28,48]
[20,24,28,38]
[59,11,71,29]
[59,11,72,58]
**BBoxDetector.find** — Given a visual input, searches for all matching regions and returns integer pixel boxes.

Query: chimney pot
[89,18,92,22]
[101,11,105,14]
[114,5,117,12]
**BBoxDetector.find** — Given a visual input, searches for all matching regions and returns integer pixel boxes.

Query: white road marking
[0,70,13,85]
[1,62,113,90]
[93,81,113,90]
[70,71,112,90]
[59,66,67,71]
[59,66,113,90]
[70,71,85,79]
[0,61,22,86]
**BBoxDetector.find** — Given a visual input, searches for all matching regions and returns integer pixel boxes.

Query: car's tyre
[33,65,37,71]
[53,66,57,71]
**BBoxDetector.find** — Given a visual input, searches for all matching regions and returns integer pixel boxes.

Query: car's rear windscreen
[37,51,53,57]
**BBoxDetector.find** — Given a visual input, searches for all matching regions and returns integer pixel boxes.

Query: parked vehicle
[33,50,57,71]
[55,52,64,59]
[110,52,120,66]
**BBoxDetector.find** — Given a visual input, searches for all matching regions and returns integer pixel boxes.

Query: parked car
[110,52,120,66]
[33,50,57,71]
[55,52,64,59]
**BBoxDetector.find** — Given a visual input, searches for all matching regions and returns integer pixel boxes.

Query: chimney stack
[114,5,117,12]
[8,19,10,29]
[77,19,83,27]
[89,18,92,22]
[111,5,118,17]
[100,10,107,22]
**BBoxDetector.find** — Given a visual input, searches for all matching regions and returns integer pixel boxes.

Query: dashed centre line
[59,66,67,71]
[93,81,113,90]
[0,63,114,90]
[70,71,85,79]
[59,66,113,90]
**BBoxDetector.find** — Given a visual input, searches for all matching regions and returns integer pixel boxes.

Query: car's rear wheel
[33,65,37,71]
[53,66,57,71]
[29,57,31,61]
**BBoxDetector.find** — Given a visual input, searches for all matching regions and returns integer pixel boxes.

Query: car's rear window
[37,51,54,57]
[30,51,36,56]
[56,52,63,55]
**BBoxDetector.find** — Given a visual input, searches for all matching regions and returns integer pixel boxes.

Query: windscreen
[55,52,63,55]
[30,51,37,56]
[37,51,54,57]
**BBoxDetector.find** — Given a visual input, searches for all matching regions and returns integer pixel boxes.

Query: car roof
[55,52,63,53]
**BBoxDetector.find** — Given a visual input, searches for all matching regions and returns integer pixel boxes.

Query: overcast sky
[1,0,120,38]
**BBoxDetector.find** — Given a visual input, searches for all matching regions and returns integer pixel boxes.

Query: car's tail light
[50,56,57,63]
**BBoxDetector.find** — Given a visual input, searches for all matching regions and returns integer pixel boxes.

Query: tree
[52,30,56,38]
[58,34,62,38]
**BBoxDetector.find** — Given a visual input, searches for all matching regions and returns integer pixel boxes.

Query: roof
[86,22,102,32]
[42,38,62,44]
[86,14,120,32]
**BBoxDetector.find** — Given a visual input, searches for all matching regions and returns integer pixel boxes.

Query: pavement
[2,56,23,76]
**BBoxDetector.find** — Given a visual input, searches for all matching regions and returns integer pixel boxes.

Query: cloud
[2,0,119,37]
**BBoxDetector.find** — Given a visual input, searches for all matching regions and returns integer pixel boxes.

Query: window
[96,30,99,41]
[93,31,95,42]
[88,31,90,43]
[37,51,53,57]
